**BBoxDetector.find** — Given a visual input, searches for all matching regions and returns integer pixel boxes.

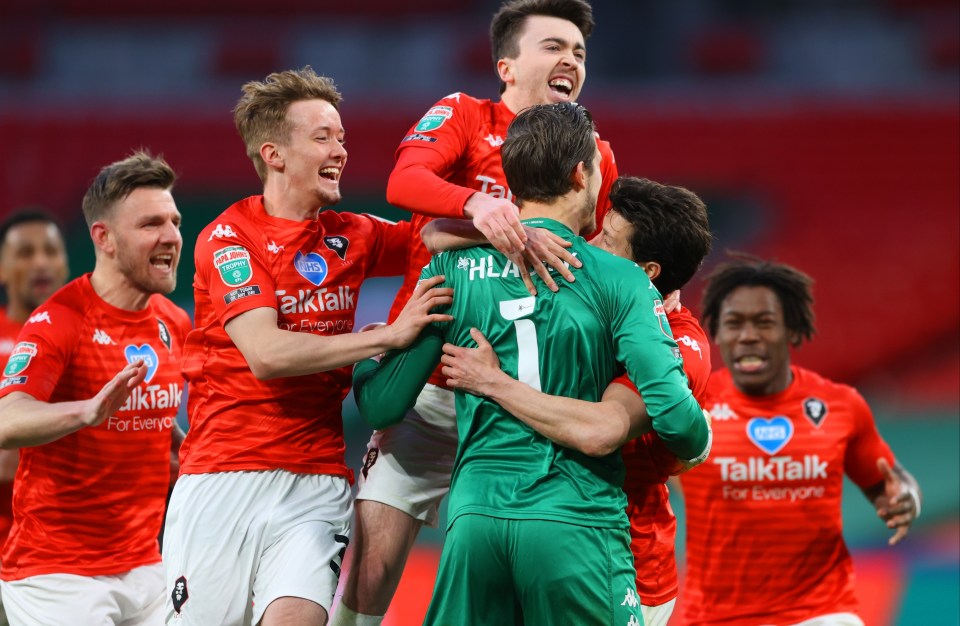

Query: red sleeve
[585,137,618,240]
[843,388,896,489]
[386,95,480,219]
[668,308,711,405]
[194,224,277,326]
[363,215,412,278]
[0,303,77,402]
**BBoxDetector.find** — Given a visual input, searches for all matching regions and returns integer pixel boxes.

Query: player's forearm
[353,326,445,429]
[485,377,632,457]
[241,325,404,379]
[0,394,90,449]
[386,159,474,219]
[420,219,485,254]
[650,394,712,463]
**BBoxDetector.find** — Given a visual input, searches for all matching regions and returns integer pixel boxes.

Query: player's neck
[3,300,30,324]
[262,184,322,222]
[520,201,582,235]
[90,266,151,311]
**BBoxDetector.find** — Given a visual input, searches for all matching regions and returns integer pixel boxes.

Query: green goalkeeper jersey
[354,218,709,529]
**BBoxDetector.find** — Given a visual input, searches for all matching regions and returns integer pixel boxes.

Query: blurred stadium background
[1,1,957,624]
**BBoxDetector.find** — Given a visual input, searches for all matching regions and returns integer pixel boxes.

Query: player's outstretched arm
[864,458,922,546]
[441,328,652,457]
[422,219,580,296]
[0,359,148,449]
[225,275,453,380]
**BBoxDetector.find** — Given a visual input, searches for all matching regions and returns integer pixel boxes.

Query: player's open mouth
[29,276,55,291]
[734,355,766,373]
[319,167,340,181]
[151,254,174,271]
[548,77,574,98]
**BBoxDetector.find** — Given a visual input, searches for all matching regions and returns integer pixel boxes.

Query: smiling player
[679,255,922,626]
[0,152,190,626]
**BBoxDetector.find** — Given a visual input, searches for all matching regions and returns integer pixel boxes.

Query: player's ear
[496,58,515,87]
[642,261,661,281]
[571,161,587,190]
[90,221,114,255]
[260,142,283,172]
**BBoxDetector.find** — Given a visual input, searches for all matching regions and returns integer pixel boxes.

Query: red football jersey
[613,306,711,605]
[678,366,895,625]
[180,196,410,480]
[386,92,618,387]
[0,307,24,548]
[0,275,190,580]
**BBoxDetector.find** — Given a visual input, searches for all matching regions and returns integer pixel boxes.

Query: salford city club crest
[323,236,349,260]
[214,246,253,287]
[802,397,829,428]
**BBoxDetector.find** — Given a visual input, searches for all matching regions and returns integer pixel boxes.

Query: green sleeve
[352,324,445,429]
[610,268,709,461]
[352,254,448,429]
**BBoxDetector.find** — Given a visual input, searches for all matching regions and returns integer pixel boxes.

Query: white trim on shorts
[0,563,164,626]
[640,598,676,626]
[786,613,865,626]
[354,383,458,527]
[162,469,352,626]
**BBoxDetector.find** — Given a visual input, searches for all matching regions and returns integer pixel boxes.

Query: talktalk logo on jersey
[116,382,183,414]
[475,175,514,202]
[276,286,356,315]
[714,454,828,482]
[747,416,793,455]
[3,342,37,377]
[124,344,159,384]
[294,251,329,287]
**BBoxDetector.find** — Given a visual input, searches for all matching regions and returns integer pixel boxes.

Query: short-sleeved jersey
[0,307,24,547]
[678,366,895,625]
[418,218,707,530]
[180,196,410,479]
[387,93,618,387]
[0,275,191,580]
[614,306,711,605]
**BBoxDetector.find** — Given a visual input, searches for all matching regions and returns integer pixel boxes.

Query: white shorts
[640,598,676,626]
[787,613,865,626]
[162,470,352,626]
[1,563,164,626]
[354,383,457,528]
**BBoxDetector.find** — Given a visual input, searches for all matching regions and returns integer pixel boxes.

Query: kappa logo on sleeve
[414,106,454,132]
[802,397,829,428]
[3,342,37,378]
[26,311,51,325]
[214,246,253,286]
[207,223,238,241]
[124,344,159,384]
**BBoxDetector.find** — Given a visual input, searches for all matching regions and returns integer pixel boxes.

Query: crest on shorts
[172,576,189,614]
[802,397,829,428]
[361,447,380,479]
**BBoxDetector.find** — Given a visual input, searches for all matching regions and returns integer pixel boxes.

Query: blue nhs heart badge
[124,344,159,384]
[746,416,794,455]
[295,251,328,287]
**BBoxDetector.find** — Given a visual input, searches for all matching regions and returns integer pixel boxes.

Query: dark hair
[700,253,816,347]
[608,177,712,293]
[501,102,596,204]
[0,210,62,255]
[490,0,595,94]
[81,150,176,227]
[234,66,343,183]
